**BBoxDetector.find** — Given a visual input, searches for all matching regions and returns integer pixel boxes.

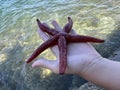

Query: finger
[37,29,49,41]
[50,45,59,58]
[47,21,60,57]
[70,29,77,35]
[32,58,59,73]
[38,30,59,57]
[37,22,50,41]
[38,26,59,58]
[52,20,62,31]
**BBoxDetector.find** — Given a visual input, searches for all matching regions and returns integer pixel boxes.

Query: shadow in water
[0,42,29,90]
[95,25,120,58]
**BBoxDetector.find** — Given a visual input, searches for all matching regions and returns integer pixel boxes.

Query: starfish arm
[58,36,67,74]
[36,19,59,36]
[26,35,59,63]
[67,35,105,43]
[63,17,73,33]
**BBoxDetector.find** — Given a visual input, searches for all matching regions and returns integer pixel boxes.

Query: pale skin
[31,20,120,90]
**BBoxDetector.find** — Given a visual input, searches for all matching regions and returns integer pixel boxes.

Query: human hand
[32,20,103,75]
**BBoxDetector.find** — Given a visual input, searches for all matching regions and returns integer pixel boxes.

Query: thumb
[32,58,58,73]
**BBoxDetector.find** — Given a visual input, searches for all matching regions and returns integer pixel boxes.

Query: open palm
[32,20,102,74]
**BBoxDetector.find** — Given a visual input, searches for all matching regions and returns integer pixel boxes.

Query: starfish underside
[26,17,104,74]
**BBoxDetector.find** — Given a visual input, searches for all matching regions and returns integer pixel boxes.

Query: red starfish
[26,17,104,74]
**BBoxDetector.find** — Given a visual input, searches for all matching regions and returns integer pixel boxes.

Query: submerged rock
[78,82,105,90]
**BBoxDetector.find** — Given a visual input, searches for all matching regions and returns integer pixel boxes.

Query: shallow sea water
[0,0,120,90]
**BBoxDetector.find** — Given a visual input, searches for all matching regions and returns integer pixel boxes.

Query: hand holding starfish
[26,17,104,74]
[31,28,103,75]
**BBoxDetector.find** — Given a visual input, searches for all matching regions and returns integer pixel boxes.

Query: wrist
[76,55,120,89]
[77,55,104,76]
